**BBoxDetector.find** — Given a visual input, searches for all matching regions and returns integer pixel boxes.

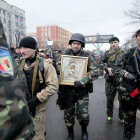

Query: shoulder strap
[20,59,26,70]
[32,55,39,97]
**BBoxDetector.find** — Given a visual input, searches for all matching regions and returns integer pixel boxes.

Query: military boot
[66,126,74,140]
[81,125,88,140]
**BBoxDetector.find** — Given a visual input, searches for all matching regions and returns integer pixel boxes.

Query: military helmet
[69,33,85,47]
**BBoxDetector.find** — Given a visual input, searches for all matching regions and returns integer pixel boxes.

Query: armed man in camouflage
[19,36,59,140]
[0,20,33,140]
[114,29,140,140]
[99,37,124,124]
[56,33,99,140]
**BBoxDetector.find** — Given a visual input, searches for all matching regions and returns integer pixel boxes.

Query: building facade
[0,0,25,46]
[37,25,72,50]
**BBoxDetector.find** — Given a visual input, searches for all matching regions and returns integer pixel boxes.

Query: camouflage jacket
[0,75,33,140]
[114,47,140,94]
[56,49,99,110]
[99,47,122,71]
[21,56,59,102]
[114,47,139,79]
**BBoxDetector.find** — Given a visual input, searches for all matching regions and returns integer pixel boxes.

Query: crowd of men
[0,19,140,140]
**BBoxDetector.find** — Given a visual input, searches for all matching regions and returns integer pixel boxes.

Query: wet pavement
[45,78,140,140]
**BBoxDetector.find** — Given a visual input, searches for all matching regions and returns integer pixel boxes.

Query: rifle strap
[32,55,39,97]
[20,59,26,70]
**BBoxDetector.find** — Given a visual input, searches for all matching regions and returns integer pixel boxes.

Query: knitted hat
[19,36,37,50]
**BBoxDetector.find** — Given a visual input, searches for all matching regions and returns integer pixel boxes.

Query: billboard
[85,34,114,43]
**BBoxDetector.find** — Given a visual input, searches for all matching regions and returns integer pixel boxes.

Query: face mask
[0,46,14,76]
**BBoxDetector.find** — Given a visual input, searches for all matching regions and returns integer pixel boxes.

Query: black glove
[28,96,41,108]
[124,73,136,81]
[28,96,41,116]
[74,81,82,88]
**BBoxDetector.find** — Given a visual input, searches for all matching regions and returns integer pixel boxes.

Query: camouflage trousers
[121,94,140,139]
[105,81,123,119]
[33,102,47,140]
[64,95,89,127]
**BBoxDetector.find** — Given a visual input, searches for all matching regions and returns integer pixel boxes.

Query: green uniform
[0,74,34,140]
[115,47,140,139]
[57,49,99,127]
[100,47,123,119]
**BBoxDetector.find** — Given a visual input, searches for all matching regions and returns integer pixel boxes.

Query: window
[3,10,5,16]
[4,27,6,32]
[20,17,23,22]
[15,15,18,20]
[4,18,6,23]
[20,23,23,29]
[16,22,19,27]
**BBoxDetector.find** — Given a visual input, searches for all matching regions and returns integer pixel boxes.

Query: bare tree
[125,0,140,26]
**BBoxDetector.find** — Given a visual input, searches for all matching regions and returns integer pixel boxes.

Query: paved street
[45,78,140,140]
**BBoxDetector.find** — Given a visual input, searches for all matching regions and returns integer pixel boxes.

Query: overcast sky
[5,0,138,50]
